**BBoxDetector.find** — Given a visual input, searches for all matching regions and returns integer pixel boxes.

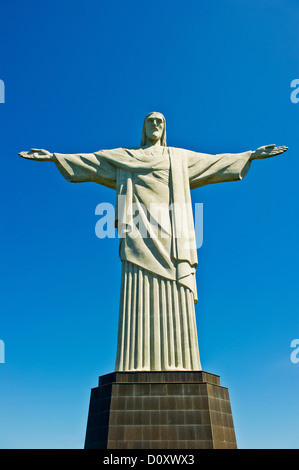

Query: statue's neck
[143,139,162,148]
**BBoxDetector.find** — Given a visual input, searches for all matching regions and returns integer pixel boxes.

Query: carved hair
[140,112,167,147]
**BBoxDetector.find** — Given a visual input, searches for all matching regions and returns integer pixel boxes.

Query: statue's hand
[250,144,288,160]
[19,148,55,162]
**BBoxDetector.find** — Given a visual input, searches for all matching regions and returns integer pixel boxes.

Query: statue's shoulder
[171,147,208,157]
[95,147,130,155]
[168,146,191,157]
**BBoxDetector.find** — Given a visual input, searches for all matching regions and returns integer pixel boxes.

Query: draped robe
[54,146,252,371]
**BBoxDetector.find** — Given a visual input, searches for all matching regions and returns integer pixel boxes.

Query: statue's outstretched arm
[188,143,288,190]
[19,148,117,189]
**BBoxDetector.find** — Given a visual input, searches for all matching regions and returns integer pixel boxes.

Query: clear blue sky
[0,0,298,449]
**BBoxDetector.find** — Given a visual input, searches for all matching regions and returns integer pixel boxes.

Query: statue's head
[141,112,166,147]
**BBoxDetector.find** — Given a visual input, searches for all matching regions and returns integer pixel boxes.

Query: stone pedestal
[84,371,237,449]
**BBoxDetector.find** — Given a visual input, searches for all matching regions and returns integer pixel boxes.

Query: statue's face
[144,113,164,143]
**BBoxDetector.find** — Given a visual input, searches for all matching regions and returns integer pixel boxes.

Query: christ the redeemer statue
[19,112,287,372]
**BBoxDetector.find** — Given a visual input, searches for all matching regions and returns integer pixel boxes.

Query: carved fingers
[19,148,55,161]
[252,144,288,159]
